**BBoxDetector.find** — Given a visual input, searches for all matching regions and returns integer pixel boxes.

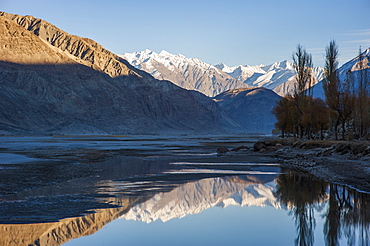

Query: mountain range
[1,11,368,135]
[120,49,246,98]
[0,12,244,135]
[216,61,325,97]
[121,50,325,97]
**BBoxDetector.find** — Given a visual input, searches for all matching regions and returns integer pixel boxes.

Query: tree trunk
[334,118,340,140]
[342,119,346,140]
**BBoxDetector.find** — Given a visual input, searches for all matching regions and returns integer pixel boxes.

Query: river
[0,135,369,246]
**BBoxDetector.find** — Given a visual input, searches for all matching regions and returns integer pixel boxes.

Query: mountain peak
[261,60,293,72]
[143,49,155,55]
[214,62,233,73]
[159,50,171,56]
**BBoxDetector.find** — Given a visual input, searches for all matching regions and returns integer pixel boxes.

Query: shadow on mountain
[0,61,243,135]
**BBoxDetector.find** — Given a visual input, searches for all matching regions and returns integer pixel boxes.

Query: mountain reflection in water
[2,171,370,245]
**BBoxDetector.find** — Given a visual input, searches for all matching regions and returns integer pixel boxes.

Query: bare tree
[323,40,341,140]
[292,44,314,138]
[293,44,314,97]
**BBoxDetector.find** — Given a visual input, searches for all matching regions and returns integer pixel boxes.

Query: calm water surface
[0,135,369,246]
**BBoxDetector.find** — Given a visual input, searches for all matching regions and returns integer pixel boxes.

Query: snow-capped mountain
[121,50,324,97]
[120,176,282,223]
[312,47,370,99]
[120,50,246,97]
[216,60,325,96]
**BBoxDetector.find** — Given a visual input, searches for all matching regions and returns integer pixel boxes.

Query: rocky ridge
[0,11,144,79]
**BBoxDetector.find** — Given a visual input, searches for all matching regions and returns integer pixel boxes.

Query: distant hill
[214,87,281,133]
[0,12,244,135]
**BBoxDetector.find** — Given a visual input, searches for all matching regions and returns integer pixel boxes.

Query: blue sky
[1,0,369,67]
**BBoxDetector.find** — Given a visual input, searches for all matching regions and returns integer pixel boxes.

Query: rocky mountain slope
[214,88,281,133]
[120,50,247,97]
[0,12,244,135]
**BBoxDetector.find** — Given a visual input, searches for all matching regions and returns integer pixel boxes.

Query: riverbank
[252,138,370,192]
[1,135,370,199]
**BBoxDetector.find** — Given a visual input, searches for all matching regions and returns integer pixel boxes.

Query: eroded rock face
[0,13,244,135]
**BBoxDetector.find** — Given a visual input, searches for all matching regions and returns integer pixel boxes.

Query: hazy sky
[1,0,369,67]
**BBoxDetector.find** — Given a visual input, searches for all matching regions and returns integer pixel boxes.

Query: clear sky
[1,0,369,67]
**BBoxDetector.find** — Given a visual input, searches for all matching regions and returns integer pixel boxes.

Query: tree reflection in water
[276,170,370,246]
[325,185,370,246]
[276,171,327,246]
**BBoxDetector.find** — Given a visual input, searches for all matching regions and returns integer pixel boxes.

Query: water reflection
[0,196,154,246]
[2,167,370,245]
[276,171,328,246]
[276,171,370,246]
[119,175,279,223]
[324,184,370,246]
[0,173,279,246]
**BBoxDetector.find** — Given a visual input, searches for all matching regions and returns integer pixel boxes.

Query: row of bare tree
[273,41,370,140]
